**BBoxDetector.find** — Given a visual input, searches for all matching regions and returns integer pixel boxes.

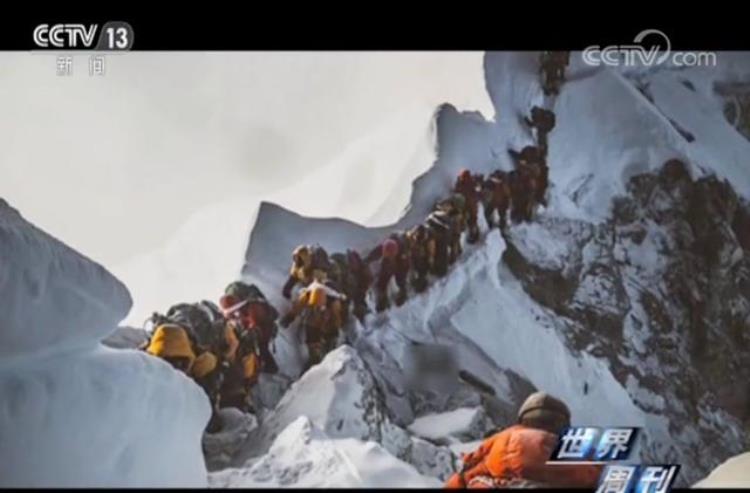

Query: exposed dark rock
[501,160,750,485]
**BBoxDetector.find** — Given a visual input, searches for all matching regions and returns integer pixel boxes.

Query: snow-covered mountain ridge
[222,52,750,487]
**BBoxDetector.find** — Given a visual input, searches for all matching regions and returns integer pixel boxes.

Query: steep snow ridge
[337,227,662,472]
[0,345,210,487]
[235,50,676,454]
[240,345,386,458]
[242,203,386,313]
[241,101,508,303]
[240,53,556,321]
[241,51,705,302]
[0,200,132,357]
[209,416,441,488]
[349,229,521,424]
[547,68,688,223]
[239,225,660,482]
[224,346,457,481]
[645,69,750,198]
[370,230,649,429]
[482,51,544,144]
[0,199,210,487]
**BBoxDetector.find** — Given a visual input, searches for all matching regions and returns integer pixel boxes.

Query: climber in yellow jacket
[144,323,197,373]
[281,245,332,300]
[280,280,347,369]
[144,322,226,430]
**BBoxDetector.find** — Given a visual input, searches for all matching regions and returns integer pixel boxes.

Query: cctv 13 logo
[33,21,134,50]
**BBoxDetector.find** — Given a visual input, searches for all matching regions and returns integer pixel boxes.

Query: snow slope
[221,230,654,484]
[240,51,697,298]
[644,64,750,198]
[350,229,651,443]
[223,346,457,481]
[209,416,441,488]
[546,68,685,222]
[407,407,491,445]
[0,201,210,487]
[101,326,149,350]
[0,346,211,487]
[0,199,131,358]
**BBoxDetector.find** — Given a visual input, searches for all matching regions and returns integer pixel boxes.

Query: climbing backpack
[532,106,556,132]
[310,245,330,270]
[307,245,331,282]
[328,252,349,292]
[427,210,452,233]
[388,231,411,262]
[165,301,227,353]
[225,281,267,304]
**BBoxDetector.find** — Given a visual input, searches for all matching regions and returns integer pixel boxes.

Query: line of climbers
[138,52,571,436]
[137,106,560,433]
[139,282,281,432]
[443,53,604,490]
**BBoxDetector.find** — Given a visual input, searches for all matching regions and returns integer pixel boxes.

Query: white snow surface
[209,416,441,488]
[0,200,132,358]
[0,346,211,487]
[694,451,750,488]
[211,345,457,482]
[240,345,387,457]
[101,326,150,350]
[0,201,210,487]
[407,407,485,444]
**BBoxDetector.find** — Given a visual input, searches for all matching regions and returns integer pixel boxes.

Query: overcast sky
[0,52,490,269]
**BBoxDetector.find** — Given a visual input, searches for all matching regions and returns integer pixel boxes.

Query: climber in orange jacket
[445,392,602,489]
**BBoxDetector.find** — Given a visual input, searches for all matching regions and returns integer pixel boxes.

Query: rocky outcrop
[501,161,750,485]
